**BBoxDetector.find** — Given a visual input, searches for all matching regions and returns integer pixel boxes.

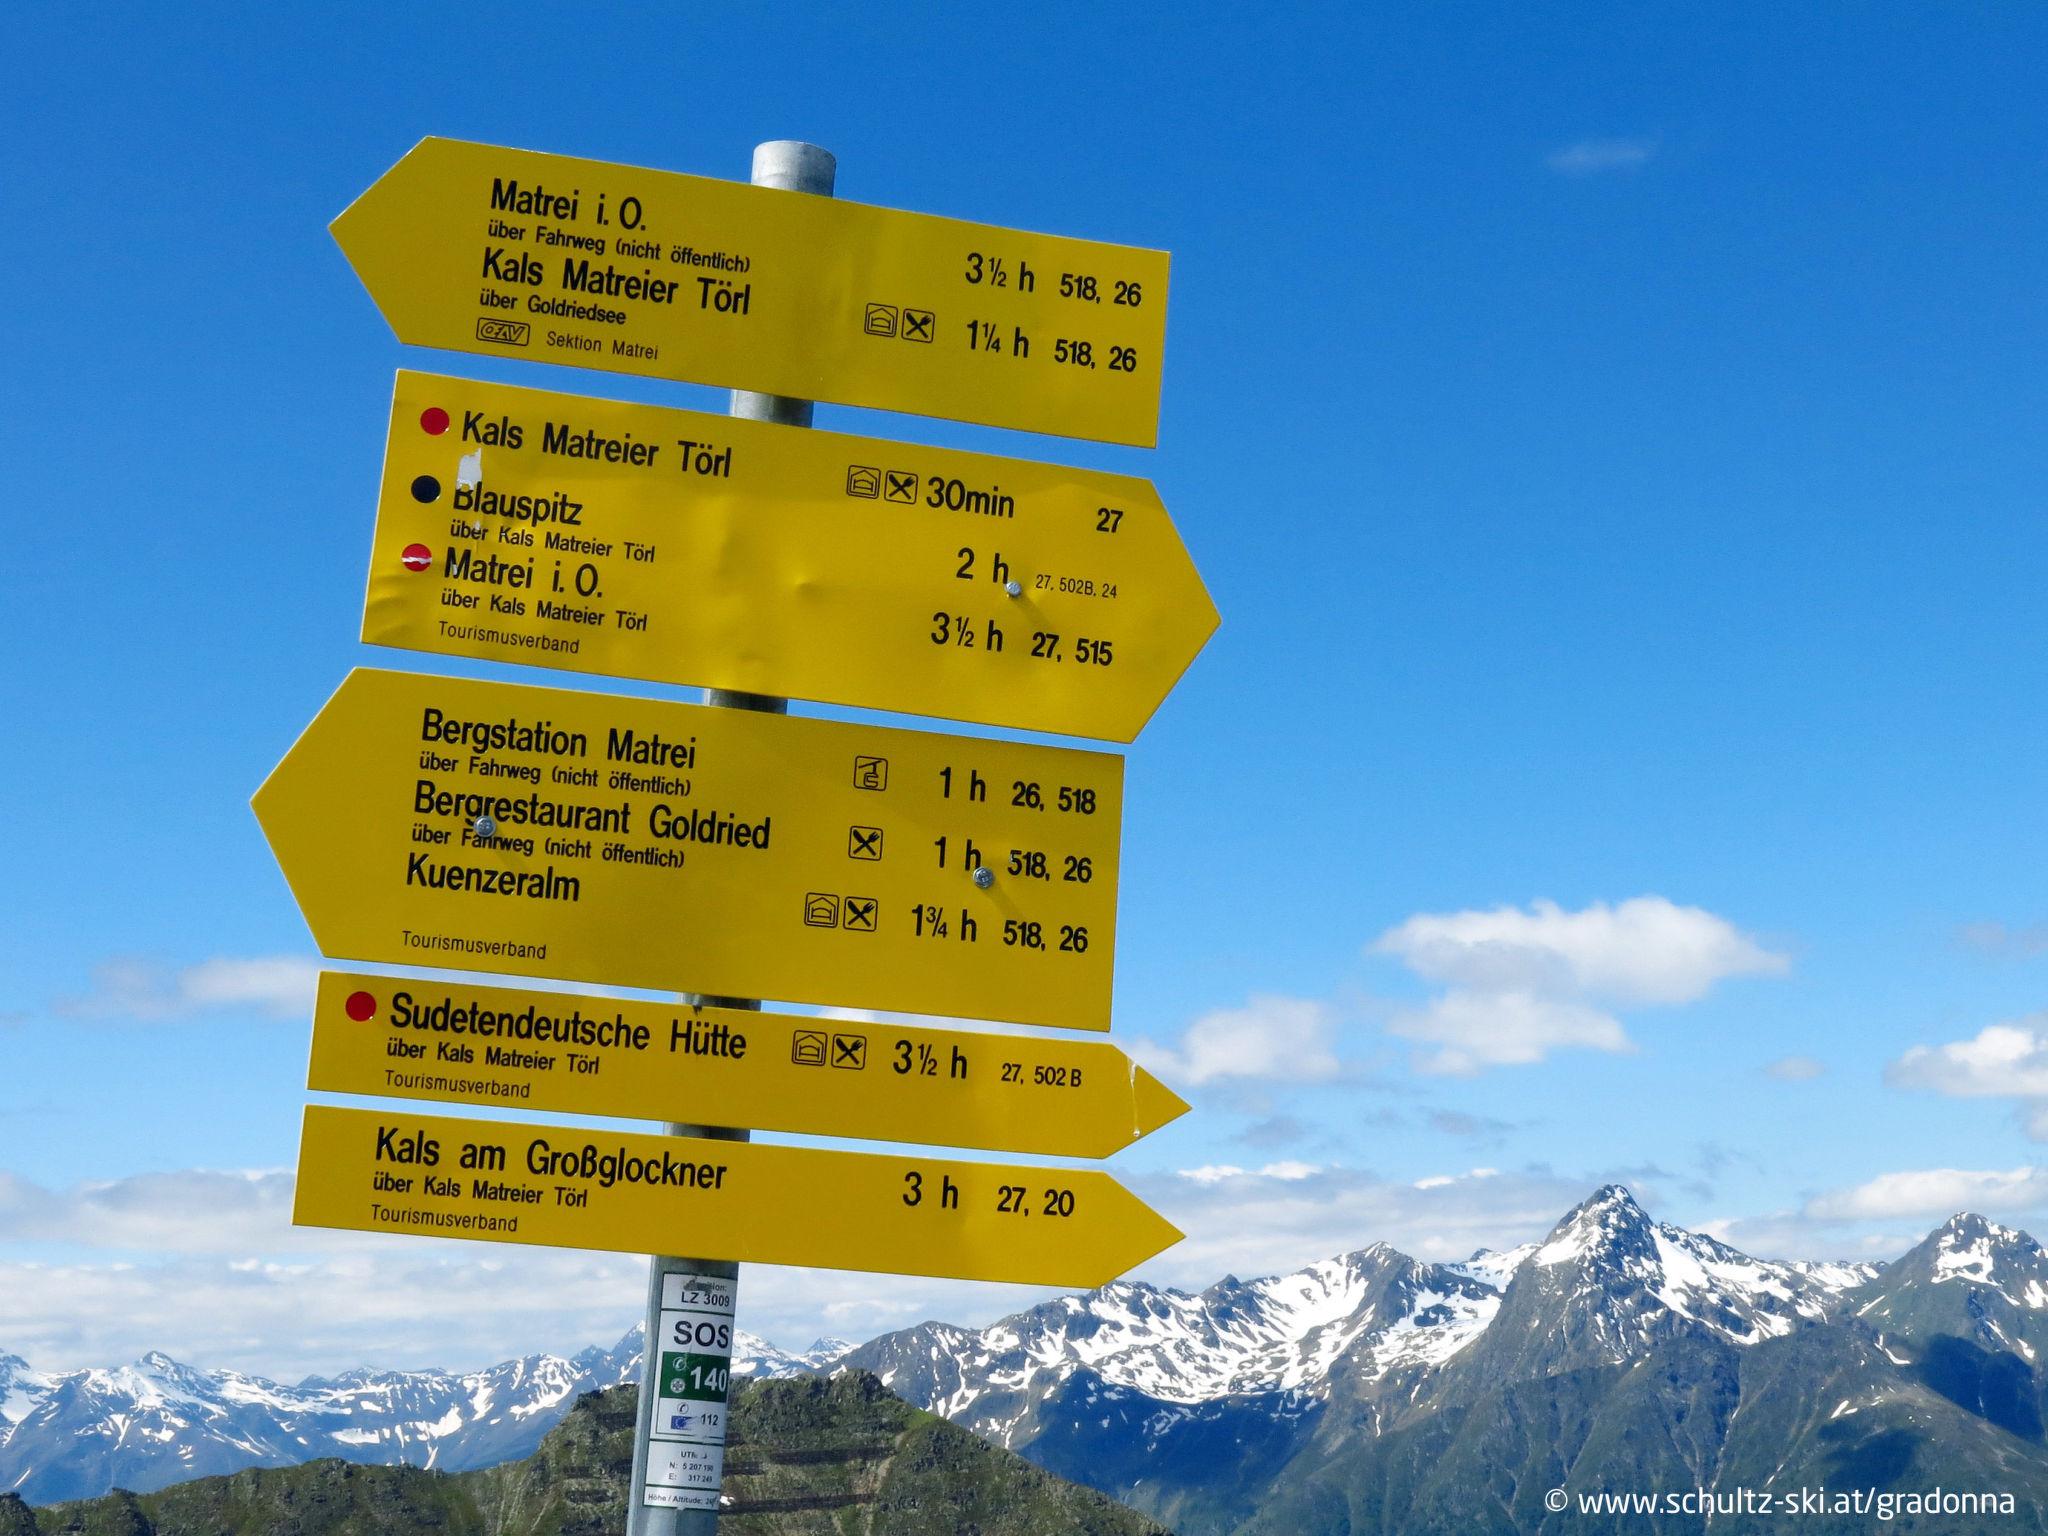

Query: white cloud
[1178,1164,1246,1185]
[0,1248,647,1379]
[1375,897,1786,1006]
[1373,897,1786,1073]
[1888,1019,2048,1100]
[1128,995,1342,1086]
[1176,1161,1320,1186]
[1136,1164,1600,1282]
[0,1167,301,1253]
[1887,1018,2048,1143]
[1545,136,1658,176]
[1765,1054,1826,1082]
[55,955,320,1022]
[1260,1160,1320,1181]
[1803,1166,2048,1222]
[1389,990,1630,1075]
[1694,1209,1915,1264]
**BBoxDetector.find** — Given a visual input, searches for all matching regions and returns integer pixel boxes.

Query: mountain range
[844,1187,2048,1533]
[11,1186,2048,1532]
[0,1327,849,1504]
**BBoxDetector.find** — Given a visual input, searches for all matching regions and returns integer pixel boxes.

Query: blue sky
[4,1,2047,1375]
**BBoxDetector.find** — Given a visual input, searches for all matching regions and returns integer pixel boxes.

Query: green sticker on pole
[660,1353,731,1404]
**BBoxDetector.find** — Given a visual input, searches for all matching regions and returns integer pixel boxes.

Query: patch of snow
[1450,1244,1537,1289]
[1933,1240,1995,1285]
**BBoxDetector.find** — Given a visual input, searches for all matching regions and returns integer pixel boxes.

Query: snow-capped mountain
[840,1187,1880,1449]
[1453,1184,1879,1382]
[731,1332,857,1380]
[0,1327,847,1505]
[836,1187,1904,1535]
[1234,1195,2048,1536]
[839,1242,1499,1447]
[1851,1212,2048,1370]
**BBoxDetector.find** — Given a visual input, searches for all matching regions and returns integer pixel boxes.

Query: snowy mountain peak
[1927,1212,2041,1289]
[1535,1184,1656,1267]
[1467,1185,1882,1383]
[1851,1211,2048,1363]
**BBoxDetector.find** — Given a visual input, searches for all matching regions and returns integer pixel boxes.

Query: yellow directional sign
[294,1104,1181,1288]
[309,972,1187,1159]
[333,138,1170,446]
[365,372,1216,743]
[254,671,1122,1030]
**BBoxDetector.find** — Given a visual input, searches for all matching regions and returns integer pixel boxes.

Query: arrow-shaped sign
[365,372,1215,743]
[310,972,1187,1159]
[254,670,1122,1030]
[333,138,1170,446]
[295,1105,1181,1288]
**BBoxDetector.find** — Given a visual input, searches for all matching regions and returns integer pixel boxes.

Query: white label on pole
[642,1271,738,1510]
[642,1440,724,1511]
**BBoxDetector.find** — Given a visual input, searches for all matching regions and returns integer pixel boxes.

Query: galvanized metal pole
[626,138,837,1535]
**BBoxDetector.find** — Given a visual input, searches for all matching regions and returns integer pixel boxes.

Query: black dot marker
[411,475,441,504]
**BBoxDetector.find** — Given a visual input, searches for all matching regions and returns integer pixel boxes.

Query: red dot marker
[420,407,450,435]
[401,543,433,572]
[345,991,378,1022]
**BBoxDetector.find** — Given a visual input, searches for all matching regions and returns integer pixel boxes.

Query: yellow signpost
[254,670,1123,1030]
[294,1104,1181,1289]
[291,134,1197,1530]
[333,138,1170,446]
[309,971,1186,1158]
[365,371,1216,742]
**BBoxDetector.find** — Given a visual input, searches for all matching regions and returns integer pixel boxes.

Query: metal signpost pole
[625,138,836,1535]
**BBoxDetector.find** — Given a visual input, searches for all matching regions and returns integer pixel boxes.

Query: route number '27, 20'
[899,1171,1078,1219]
